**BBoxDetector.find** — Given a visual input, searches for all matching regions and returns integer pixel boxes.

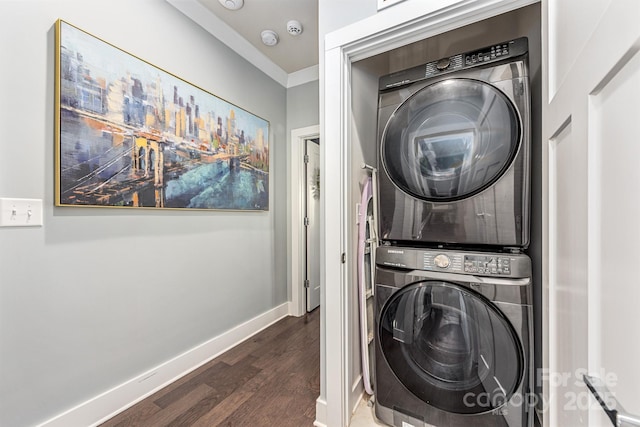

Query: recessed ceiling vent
[219,0,243,10]
[286,20,303,36]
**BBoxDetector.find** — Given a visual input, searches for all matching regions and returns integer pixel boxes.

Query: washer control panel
[423,252,463,272]
[463,254,511,275]
[433,254,450,268]
[376,246,531,279]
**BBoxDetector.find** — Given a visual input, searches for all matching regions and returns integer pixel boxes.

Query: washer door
[378,281,523,414]
[381,78,520,202]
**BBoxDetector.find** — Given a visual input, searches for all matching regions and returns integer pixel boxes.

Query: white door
[305,139,321,312]
[544,1,640,426]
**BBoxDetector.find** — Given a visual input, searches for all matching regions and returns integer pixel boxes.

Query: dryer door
[378,280,523,414]
[381,78,520,202]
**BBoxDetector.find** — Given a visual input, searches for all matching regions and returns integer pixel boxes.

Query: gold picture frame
[55,20,270,210]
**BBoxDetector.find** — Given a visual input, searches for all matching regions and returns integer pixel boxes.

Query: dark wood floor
[100,309,320,427]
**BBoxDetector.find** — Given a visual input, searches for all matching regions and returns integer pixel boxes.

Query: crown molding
[166,0,289,87]
[287,65,319,88]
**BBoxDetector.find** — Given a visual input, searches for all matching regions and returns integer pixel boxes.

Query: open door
[305,138,321,312]
[543,1,640,425]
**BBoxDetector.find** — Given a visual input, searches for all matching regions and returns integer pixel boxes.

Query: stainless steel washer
[374,246,534,427]
[377,37,531,249]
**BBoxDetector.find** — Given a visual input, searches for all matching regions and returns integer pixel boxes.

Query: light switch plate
[0,198,43,227]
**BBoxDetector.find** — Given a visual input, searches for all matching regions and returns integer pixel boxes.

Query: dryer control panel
[379,37,528,91]
[463,39,526,66]
[376,246,531,278]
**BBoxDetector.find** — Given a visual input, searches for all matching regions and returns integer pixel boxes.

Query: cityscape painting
[55,20,269,210]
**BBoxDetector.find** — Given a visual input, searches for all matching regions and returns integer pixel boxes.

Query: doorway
[288,125,320,316]
[304,138,321,312]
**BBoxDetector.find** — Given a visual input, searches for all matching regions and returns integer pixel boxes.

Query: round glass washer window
[378,281,524,414]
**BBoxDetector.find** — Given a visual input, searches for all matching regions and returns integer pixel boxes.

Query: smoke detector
[218,0,243,10]
[286,20,303,36]
[261,30,279,46]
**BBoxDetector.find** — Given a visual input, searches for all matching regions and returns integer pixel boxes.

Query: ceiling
[168,0,319,86]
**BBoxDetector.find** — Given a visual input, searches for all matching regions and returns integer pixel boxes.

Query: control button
[436,58,451,70]
[434,254,451,269]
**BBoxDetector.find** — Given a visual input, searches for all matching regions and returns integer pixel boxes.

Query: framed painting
[55,20,269,210]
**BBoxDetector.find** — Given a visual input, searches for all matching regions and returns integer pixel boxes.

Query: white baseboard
[288,300,304,317]
[313,378,362,427]
[314,396,328,427]
[351,374,364,414]
[37,303,291,427]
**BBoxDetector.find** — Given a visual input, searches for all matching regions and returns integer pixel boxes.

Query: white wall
[287,80,320,133]
[319,0,378,41]
[0,1,287,426]
[316,2,378,416]
[286,80,319,306]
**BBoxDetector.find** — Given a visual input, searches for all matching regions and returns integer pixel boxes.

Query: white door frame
[321,1,538,425]
[288,125,320,317]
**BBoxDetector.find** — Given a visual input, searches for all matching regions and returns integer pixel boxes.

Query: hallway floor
[100,309,320,426]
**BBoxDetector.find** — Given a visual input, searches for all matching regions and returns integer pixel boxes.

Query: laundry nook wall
[346,1,542,419]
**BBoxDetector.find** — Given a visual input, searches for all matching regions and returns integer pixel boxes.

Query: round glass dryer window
[381,78,521,202]
[378,281,523,414]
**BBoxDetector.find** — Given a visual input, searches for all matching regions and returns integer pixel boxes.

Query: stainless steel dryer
[374,246,533,427]
[377,38,531,249]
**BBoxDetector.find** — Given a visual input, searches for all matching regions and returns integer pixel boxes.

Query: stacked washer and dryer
[373,38,534,427]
